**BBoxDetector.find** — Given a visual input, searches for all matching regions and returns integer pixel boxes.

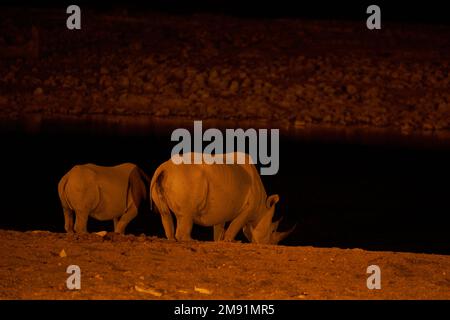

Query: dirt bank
[0,230,449,299]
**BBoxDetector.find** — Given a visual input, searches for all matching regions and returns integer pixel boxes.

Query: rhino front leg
[63,208,74,233]
[222,210,251,242]
[175,214,193,241]
[115,206,138,234]
[74,211,88,233]
[213,223,225,241]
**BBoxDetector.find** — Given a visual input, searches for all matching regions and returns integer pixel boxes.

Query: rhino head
[243,194,296,245]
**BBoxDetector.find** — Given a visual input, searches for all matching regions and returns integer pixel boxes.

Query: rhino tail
[137,167,151,186]
[128,166,149,210]
[150,164,169,216]
[150,164,175,240]
[58,172,72,211]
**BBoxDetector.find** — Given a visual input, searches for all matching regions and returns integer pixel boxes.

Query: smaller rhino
[58,163,149,234]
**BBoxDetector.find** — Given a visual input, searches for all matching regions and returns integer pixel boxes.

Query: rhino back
[65,165,101,213]
[197,163,255,225]
[91,164,136,220]
[66,164,135,220]
[158,161,208,217]
[160,159,257,226]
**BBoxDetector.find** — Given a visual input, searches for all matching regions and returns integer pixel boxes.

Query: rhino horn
[270,223,297,244]
[271,216,283,232]
[243,224,254,242]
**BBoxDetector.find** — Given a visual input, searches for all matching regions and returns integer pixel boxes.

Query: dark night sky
[1,1,449,24]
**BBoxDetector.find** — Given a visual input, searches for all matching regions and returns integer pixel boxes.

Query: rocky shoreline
[1,10,450,135]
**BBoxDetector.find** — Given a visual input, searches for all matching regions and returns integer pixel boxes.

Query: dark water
[1,122,450,255]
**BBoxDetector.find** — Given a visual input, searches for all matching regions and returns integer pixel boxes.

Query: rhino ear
[266,194,280,208]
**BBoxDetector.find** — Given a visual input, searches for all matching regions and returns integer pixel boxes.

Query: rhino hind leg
[63,208,74,233]
[213,224,225,241]
[115,205,138,234]
[161,211,175,240]
[74,211,89,233]
[175,214,193,241]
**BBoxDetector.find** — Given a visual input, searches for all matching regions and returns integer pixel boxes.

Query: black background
[1,0,449,24]
[1,125,450,255]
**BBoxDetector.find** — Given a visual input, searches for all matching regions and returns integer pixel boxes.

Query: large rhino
[150,152,295,244]
[58,163,149,234]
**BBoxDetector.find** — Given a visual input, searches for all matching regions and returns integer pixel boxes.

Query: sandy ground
[0,229,449,300]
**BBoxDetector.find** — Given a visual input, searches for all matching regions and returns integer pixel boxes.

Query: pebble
[33,87,43,96]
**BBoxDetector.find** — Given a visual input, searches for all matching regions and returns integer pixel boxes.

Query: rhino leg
[115,205,138,234]
[161,212,175,240]
[223,209,251,242]
[213,224,225,241]
[74,211,89,233]
[175,214,193,241]
[63,208,74,233]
